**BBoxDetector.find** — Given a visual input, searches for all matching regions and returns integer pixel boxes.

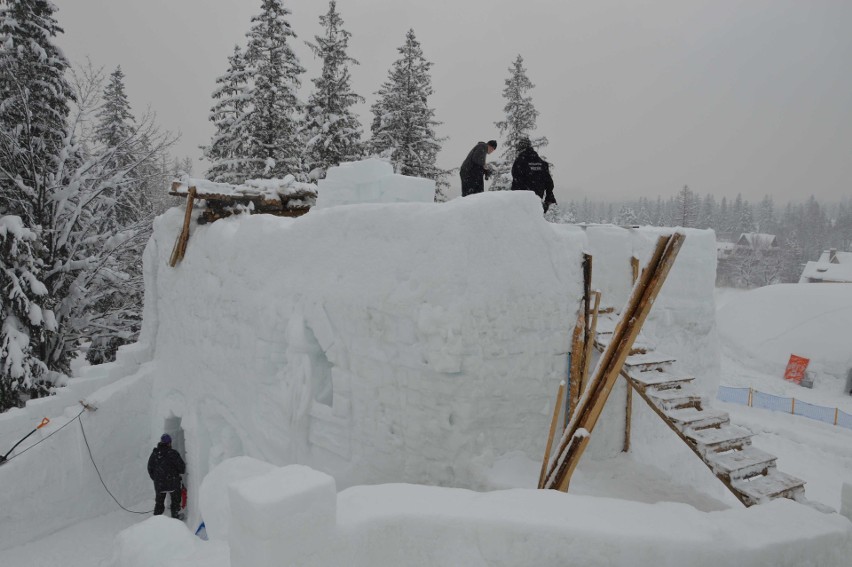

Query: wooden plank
[624,255,640,453]
[538,382,565,488]
[623,377,633,453]
[566,308,586,425]
[731,470,805,504]
[169,187,196,267]
[582,253,593,347]
[545,233,685,491]
[580,291,602,397]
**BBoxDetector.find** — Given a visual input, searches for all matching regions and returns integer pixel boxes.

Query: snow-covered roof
[736,232,777,248]
[817,249,852,264]
[799,260,852,283]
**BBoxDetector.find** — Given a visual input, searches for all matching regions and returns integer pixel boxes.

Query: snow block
[198,456,277,541]
[229,465,336,566]
[315,159,435,208]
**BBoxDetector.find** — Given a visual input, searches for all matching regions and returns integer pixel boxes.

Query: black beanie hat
[487,140,497,149]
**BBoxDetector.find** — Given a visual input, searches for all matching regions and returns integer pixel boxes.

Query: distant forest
[550,186,852,286]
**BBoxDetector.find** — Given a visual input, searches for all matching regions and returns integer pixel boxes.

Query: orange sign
[784,354,810,384]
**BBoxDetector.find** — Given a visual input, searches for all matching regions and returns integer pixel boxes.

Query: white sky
[56,0,852,203]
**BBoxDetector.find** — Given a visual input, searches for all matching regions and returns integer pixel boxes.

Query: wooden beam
[538,381,565,489]
[580,291,602,397]
[169,187,196,267]
[624,256,640,453]
[544,233,685,491]
[582,253,593,345]
[623,383,633,453]
[566,307,585,425]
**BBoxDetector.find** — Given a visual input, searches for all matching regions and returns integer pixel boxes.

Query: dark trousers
[154,489,181,517]
[460,172,484,197]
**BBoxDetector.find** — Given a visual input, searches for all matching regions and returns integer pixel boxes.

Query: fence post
[791,398,796,414]
[748,388,753,407]
[835,407,839,426]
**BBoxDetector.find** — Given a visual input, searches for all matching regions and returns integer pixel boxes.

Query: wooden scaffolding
[539,232,807,507]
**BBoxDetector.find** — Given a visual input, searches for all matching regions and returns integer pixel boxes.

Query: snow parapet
[109,460,852,567]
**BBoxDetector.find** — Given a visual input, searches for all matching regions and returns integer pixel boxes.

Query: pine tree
[95,66,147,226]
[491,55,547,191]
[242,0,305,179]
[86,66,155,364]
[1,10,174,386]
[369,29,447,200]
[696,194,716,230]
[675,185,697,227]
[0,217,51,410]
[756,195,777,234]
[302,1,363,179]
[203,45,253,183]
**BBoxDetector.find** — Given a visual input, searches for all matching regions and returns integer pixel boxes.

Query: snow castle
[5,161,849,566]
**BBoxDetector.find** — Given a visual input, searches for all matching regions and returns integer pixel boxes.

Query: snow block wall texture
[112,460,852,567]
[145,188,586,502]
[0,348,155,551]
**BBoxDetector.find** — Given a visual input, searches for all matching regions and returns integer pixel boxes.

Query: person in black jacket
[459,140,497,196]
[147,433,186,518]
[511,138,557,212]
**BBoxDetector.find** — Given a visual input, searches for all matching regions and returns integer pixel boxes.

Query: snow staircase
[594,309,806,507]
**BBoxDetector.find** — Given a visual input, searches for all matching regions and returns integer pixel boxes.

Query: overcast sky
[57,0,852,203]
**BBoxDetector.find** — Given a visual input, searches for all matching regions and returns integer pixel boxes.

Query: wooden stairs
[593,308,806,507]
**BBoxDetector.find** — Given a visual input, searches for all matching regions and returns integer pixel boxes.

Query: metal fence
[717,385,852,431]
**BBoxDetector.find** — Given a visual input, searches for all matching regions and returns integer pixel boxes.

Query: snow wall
[109,461,852,567]
[0,344,154,551]
[142,161,722,523]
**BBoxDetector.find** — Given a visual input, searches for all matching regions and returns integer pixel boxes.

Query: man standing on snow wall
[147,434,186,518]
[511,137,556,213]
[459,140,497,196]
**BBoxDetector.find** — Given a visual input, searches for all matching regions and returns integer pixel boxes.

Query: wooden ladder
[593,309,806,507]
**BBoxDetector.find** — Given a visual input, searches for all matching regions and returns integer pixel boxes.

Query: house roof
[799,261,852,283]
[817,250,852,264]
[736,233,777,248]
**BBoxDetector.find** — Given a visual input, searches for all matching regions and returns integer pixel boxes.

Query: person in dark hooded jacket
[147,433,186,518]
[511,138,556,212]
[459,140,497,196]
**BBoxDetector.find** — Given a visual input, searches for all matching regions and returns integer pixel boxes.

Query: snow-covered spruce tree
[0,0,73,382]
[491,54,547,191]
[368,29,448,201]
[674,185,697,227]
[0,217,51,411]
[0,0,75,221]
[242,0,305,179]
[203,45,254,184]
[302,1,363,180]
[1,24,173,379]
[85,65,163,364]
[94,66,149,227]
